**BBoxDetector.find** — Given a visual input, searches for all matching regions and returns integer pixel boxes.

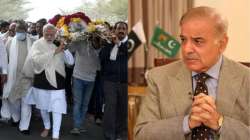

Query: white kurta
[32,87,67,114]
[1,36,33,122]
[29,38,74,114]
[3,36,34,100]
[31,38,66,88]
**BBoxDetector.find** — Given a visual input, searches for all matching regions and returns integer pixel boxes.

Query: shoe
[95,118,102,125]
[116,134,127,140]
[79,127,87,133]
[0,117,9,124]
[116,137,124,140]
[20,129,30,135]
[40,129,50,137]
[70,128,80,135]
[11,121,19,127]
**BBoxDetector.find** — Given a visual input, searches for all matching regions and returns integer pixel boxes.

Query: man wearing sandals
[30,24,74,140]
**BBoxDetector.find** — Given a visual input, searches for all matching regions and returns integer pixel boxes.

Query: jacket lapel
[166,58,241,116]
[171,62,193,115]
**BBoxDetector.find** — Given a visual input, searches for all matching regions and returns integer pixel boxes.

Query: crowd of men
[0,18,128,140]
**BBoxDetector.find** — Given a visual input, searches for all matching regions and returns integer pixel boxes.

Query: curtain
[128,0,193,85]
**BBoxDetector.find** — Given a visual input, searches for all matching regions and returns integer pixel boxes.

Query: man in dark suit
[100,21,128,140]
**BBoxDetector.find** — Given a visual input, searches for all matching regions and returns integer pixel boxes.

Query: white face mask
[16,32,26,41]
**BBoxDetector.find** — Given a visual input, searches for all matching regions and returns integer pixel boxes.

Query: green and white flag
[151,26,180,57]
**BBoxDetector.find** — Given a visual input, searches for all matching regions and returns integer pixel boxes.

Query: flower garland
[69,19,108,42]
[87,19,105,32]
[49,12,91,38]
[49,12,110,49]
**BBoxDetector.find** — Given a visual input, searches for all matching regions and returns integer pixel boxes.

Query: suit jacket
[134,57,250,140]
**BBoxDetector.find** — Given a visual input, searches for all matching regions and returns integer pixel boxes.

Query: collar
[192,55,223,80]
[121,35,128,43]
[116,35,128,47]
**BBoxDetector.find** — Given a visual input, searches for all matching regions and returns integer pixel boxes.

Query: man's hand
[111,34,119,45]
[189,93,221,130]
[188,113,202,129]
[55,40,65,54]
[0,74,7,85]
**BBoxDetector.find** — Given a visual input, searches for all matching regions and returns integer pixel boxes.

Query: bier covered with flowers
[49,12,111,49]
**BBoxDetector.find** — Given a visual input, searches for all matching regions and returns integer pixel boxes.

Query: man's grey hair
[43,23,57,33]
[180,6,228,37]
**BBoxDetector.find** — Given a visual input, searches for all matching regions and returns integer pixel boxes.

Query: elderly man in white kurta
[30,24,74,140]
[1,20,35,126]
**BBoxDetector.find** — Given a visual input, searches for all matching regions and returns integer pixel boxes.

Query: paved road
[0,112,105,140]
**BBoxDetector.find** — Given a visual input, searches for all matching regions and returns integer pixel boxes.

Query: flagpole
[143,43,148,85]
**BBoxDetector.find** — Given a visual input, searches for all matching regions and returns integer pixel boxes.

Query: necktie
[192,73,213,140]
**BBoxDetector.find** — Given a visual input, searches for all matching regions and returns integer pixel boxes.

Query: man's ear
[219,33,228,53]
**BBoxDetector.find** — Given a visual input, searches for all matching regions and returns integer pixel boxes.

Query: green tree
[69,0,128,24]
[95,0,128,22]
[0,0,31,21]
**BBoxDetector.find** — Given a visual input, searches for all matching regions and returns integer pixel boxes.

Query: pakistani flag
[151,26,180,57]
[128,21,146,58]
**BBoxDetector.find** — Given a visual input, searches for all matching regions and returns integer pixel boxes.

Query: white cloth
[30,35,39,40]
[23,47,74,79]
[3,37,17,98]
[32,87,67,114]
[19,97,32,131]
[0,38,7,74]
[109,35,128,61]
[1,31,10,44]
[19,87,35,130]
[22,87,36,105]
[64,49,75,65]
[40,110,62,139]
[110,43,120,60]
[0,99,21,122]
[3,36,33,98]
[0,100,11,119]
[31,38,74,88]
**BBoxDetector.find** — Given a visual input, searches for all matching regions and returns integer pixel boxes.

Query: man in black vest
[100,21,128,140]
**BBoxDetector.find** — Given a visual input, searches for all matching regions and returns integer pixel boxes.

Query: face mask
[16,32,26,41]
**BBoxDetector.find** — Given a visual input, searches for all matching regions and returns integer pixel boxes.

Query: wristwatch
[217,115,224,132]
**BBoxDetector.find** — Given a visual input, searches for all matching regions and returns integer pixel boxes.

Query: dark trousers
[88,71,104,119]
[65,65,74,104]
[103,80,128,140]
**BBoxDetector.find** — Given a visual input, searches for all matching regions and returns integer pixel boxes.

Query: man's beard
[31,31,37,36]
[118,32,125,40]
[46,40,54,44]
